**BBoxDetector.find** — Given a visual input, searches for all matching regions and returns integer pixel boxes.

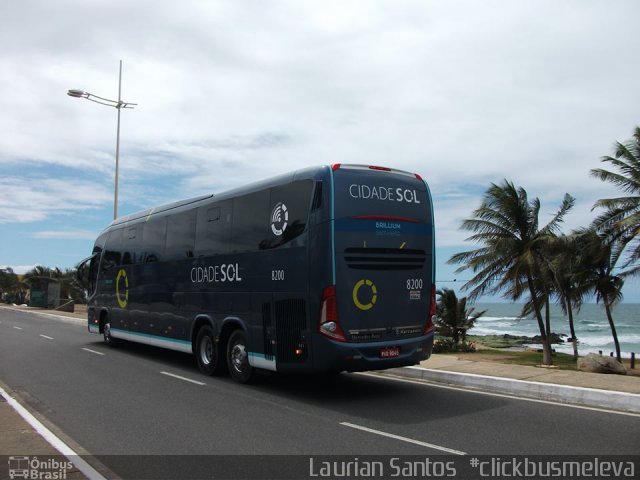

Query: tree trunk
[604,299,622,362]
[566,301,579,360]
[527,275,553,365]
[545,300,551,344]
[543,298,553,365]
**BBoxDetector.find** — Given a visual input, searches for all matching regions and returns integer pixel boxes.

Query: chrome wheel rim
[231,343,247,373]
[199,336,213,365]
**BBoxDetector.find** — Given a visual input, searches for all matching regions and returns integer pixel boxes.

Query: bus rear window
[333,168,430,222]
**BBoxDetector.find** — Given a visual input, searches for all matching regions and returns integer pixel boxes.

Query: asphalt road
[1,308,639,477]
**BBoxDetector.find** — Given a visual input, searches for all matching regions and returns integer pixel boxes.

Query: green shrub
[433,338,476,353]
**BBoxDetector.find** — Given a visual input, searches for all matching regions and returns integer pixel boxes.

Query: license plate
[380,347,400,358]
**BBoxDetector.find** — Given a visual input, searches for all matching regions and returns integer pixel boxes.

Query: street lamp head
[67,89,86,98]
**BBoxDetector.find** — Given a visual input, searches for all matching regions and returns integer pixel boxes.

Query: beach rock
[577,353,627,375]
[531,333,565,344]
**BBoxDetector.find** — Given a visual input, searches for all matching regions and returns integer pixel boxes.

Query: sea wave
[471,303,640,355]
[471,327,538,337]
[477,316,525,322]
[551,344,636,359]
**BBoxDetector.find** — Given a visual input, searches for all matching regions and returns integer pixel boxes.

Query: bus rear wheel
[195,326,222,376]
[227,329,253,383]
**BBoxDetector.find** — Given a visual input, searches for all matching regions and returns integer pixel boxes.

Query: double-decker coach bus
[78,164,436,383]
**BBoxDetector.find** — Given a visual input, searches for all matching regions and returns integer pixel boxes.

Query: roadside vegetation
[0,266,84,305]
[445,126,640,365]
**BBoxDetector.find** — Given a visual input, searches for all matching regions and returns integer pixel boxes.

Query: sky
[1,0,639,302]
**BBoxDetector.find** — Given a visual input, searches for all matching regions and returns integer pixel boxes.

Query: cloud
[0,0,639,301]
[31,230,98,240]
[0,177,112,224]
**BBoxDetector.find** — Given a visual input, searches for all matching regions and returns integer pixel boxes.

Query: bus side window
[166,210,197,260]
[87,246,102,294]
[195,201,232,257]
[122,225,141,265]
[311,181,323,210]
[261,180,314,249]
[142,217,166,263]
[102,229,123,271]
[231,191,270,253]
[207,207,220,222]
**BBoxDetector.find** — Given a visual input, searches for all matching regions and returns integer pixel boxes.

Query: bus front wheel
[103,319,118,347]
[195,325,222,376]
[227,330,253,383]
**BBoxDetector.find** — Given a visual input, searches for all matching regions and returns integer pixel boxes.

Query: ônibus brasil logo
[270,202,288,236]
[8,456,73,479]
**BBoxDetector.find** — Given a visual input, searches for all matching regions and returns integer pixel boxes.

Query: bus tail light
[319,285,346,342]
[424,284,437,335]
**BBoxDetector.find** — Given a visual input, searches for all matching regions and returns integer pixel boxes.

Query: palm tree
[435,288,486,344]
[541,235,592,359]
[23,265,58,281]
[578,229,625,362]
[449,180,575,365]
[590,126,640,272]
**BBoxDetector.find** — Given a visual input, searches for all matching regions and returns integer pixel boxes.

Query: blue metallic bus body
[83,165,435,379]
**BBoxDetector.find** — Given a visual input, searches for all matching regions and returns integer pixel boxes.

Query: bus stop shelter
[27,277,61,309]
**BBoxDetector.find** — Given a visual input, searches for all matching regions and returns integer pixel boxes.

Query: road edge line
[0,384,106,480]
[0,306,85,325]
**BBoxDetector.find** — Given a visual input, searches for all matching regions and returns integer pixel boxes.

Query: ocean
[473,303,640,358]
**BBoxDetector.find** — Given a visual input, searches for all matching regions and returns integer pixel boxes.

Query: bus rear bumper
[311,333,435,373]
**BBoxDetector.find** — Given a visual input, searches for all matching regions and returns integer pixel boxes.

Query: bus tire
[227,329,253,383]
[195,325,222,376]
[103,318,118,347]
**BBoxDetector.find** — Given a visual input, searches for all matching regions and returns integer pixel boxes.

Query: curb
[0,384,105,479]
[387,366,640,414]
[1,306,85,325]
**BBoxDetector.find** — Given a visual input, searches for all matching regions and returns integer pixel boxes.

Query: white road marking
[13,326,22,330]
[0,384,107,480]
[340,421,467,455]
[160,371,206,386]
[40,334,54,340]
[82,347,105,356]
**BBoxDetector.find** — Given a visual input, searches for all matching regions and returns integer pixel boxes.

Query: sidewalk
[419,354,640,395]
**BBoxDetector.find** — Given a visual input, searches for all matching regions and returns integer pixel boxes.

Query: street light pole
[68,60,137,220]
[114,60,122,220]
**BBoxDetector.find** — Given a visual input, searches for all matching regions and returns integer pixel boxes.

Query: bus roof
[104,164,426,231]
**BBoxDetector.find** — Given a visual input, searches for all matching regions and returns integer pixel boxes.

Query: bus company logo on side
[270,202,289,236]
[352,279,378,311]
[349,184,421,204]
[191,263,243,284]
[116,268,129,308]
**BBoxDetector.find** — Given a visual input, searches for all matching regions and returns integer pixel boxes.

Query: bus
[78,164,436,383]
